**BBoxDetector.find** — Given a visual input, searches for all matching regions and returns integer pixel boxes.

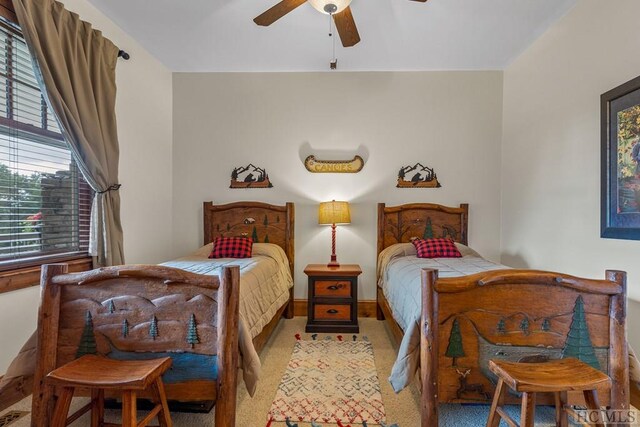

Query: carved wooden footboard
[31,264,240,427]
[420,268,629,427]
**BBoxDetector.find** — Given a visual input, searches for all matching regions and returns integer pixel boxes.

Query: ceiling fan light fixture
[308,0,352,15]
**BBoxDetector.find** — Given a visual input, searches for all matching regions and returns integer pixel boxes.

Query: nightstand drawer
[314,280,351,298]
[314,304,351,321]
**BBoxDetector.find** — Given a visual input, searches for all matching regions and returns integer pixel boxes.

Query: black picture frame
[601,75,640,240]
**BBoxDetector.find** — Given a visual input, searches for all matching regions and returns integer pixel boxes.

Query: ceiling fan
[253,0,428,48]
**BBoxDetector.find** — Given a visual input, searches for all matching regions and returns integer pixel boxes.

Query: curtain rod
[118,50,130,60]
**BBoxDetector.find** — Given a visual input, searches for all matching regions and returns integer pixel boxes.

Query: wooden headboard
[203,201,295,274]
[377,203,469,256]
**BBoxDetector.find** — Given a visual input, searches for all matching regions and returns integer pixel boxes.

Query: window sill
[0,256,93,294]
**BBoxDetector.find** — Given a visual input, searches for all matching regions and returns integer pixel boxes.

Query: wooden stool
[486,358,611,427]
[45,355,173,427]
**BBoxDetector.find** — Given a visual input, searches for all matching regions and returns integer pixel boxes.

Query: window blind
[0,19,92,267]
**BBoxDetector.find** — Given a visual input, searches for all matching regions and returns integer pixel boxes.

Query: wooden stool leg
[520,392,536,427]
[486,378,505,427]
[91,389,104,427]
[583,390,604,427]
[121,391,137,427]
[554,391,568,427]
[151,379,172,427]
[50,387,74,427]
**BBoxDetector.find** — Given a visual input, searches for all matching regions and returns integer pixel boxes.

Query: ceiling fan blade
[333,6,360,47]
[409,0,429,2]
[253,0,308,26]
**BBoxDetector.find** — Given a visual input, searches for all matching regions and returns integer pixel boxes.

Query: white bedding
[377,243,506,392]
[162,242,293,396]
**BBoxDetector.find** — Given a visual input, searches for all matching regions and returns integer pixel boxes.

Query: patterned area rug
[269,338,386,425]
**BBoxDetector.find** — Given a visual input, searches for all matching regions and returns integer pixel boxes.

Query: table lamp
[318,200,351,267]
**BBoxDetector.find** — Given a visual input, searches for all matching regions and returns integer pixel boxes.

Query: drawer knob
[328,285,342,291]
[327,309,339,314]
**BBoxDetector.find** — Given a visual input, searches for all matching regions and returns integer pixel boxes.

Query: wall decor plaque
[304,155,365,173]
[230,164,273,188]
[397,163,442,188]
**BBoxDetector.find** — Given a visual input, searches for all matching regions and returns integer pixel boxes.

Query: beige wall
[172,71,504,301]
[501,0,640,345]
[0,0,173,373]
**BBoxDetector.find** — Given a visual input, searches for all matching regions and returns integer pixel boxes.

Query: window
[0,19,92,269]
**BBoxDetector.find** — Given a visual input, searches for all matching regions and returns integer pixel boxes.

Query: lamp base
[327,224,340,268]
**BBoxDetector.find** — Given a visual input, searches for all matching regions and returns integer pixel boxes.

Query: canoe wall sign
[230,163,273,188]
[304,155,365,173]
[397,162,442,188]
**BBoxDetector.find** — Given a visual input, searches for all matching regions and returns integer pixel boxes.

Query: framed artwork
[601,75,640,240]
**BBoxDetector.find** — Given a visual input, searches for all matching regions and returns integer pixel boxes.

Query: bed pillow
[412,238,462,258]
[192,243,214,258]
[209,237,253,259]
[455,242,481,257]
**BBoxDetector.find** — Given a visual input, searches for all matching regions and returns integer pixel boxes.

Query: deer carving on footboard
[420,268,629,427]
[455,368,492,400]
[31,264,240,427]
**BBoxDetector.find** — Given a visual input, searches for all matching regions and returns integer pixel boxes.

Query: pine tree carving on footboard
[31,264,240,427]
[420,268,629,427]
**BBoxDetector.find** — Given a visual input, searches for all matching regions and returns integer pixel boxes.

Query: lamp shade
[318,200,351,225]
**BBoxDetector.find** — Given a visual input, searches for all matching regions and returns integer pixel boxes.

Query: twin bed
[163,201,295,395]
[376,202,630,427]
[376,203,504,391]
[27,201,295,427]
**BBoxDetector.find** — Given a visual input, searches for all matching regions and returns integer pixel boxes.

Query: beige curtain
[0,1,124,411]
[13,0,124,267]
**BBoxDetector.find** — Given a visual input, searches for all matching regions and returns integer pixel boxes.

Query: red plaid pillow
[412,238,462,258]
[208,237,253,259]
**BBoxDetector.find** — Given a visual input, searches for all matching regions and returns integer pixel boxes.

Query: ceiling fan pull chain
[328,13,338,69]
[333,19,336,61]
[330,13,336,61]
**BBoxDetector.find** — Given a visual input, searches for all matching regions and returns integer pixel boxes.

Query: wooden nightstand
[304,264,362,333]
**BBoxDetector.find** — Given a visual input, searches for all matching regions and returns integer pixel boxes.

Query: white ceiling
[87,0,576,72]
